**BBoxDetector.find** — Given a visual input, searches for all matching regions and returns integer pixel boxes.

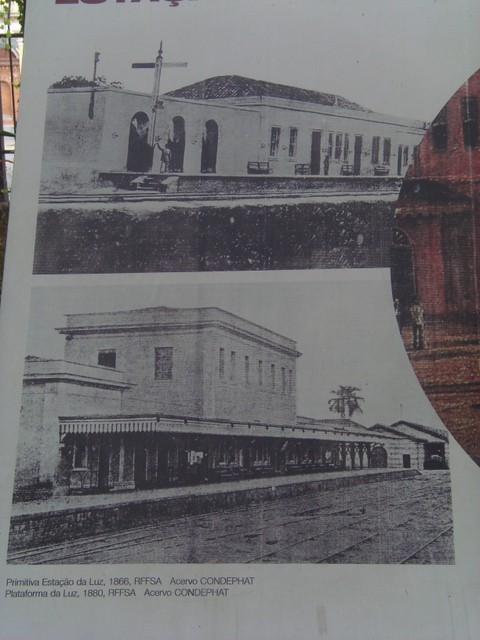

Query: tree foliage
[0,1,25,41]
[328,385,365,419]
[51,75,124,90]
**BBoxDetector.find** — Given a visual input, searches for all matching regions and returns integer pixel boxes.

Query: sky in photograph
[24,0,480,122]
[28,270,445,431]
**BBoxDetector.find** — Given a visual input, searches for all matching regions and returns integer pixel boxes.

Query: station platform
[8,468,419,552]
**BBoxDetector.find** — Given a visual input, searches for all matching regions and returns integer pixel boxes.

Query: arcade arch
[126,111,153,173]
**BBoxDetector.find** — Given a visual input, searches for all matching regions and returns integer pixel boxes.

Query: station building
[40,74,425,190]
[370,421,449,470]
[13,306,441,500]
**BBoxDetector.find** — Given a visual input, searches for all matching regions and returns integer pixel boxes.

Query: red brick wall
[411,69,480,179]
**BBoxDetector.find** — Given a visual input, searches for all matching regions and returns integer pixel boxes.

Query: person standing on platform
[323,154,330,176]
[410,297,425,350]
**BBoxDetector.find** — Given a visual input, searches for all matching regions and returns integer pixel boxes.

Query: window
[383,138,391,164]
[461,97,478,148]
[271,363,276,389]
[258,360,263,386]
[219,348,225,379]
[270,127,281,156]
[431,106,448,150]
[281,367,286,395]
[343,134,350,161]
[289,369,294,394]
[328,133,334,158]
[335,133,343,160]
[245,356,250,383]
[154,347,173,380]
[403,146,409,165]
[98,349,116,369]
[230,351,236,381]
[288,128,298,157]
[371,136,380,164]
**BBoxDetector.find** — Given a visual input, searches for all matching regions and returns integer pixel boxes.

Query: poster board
[0,1,479,638]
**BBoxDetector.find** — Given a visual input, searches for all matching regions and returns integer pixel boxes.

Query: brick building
[393,68,480,323]
[392,68,480,464]
[13,305,428,499]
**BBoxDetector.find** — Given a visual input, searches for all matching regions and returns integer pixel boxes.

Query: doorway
[201,120,218,173]
[397,145,403,175]
[134,442,147,489]
[310,131,322,175]
[168,116,185,172]
[370,445,388,468]
[126,111,153,173]
[353,135,362,175]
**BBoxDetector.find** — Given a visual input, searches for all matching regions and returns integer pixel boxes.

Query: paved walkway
[11,468,397,517]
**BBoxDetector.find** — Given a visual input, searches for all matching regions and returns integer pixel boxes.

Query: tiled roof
[390,420,448,441]
[166,75,369,112]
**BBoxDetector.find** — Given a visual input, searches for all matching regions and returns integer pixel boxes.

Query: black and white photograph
[8,274,453,564]
[1,1,480,639]
[29,2,466,274]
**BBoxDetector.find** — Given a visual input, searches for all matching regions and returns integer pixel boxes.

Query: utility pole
[88,51,100,120]
[132,43,187,146]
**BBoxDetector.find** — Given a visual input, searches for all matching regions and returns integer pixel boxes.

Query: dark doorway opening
[201,120,218,173]
[403,454,411,468]
[98,440,110,491]
[134,442,147,489]
[168,116,186,172]
[126,111,153,172]
[310,131,322,175]
[370,445,388,468]
[424,443,448,469]
[353,135,362,175]
[397,145,403,175]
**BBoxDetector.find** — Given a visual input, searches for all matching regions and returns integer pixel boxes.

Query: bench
[340,163,354,176]
[295,163,311,175]
[213,466,241,481]
[374,164,390,176]
[247,161,271,175]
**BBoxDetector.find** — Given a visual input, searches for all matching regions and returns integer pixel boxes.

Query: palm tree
[328,386,365,418]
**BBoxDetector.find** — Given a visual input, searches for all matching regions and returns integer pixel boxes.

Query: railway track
[38,189,398,206]
[8,471,453,565]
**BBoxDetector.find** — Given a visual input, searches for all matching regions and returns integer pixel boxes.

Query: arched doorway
[391,228,416,326]
[126,112,153,173]
[370,445,388,468]
[0,48,20,127]
[168,116,185,172]
[201,120,218,173]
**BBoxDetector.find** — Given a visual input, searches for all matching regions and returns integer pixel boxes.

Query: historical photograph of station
[33,37,426,274]
[8,276,453,564]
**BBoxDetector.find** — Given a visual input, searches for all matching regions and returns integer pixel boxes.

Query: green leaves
[0,1,24,38]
